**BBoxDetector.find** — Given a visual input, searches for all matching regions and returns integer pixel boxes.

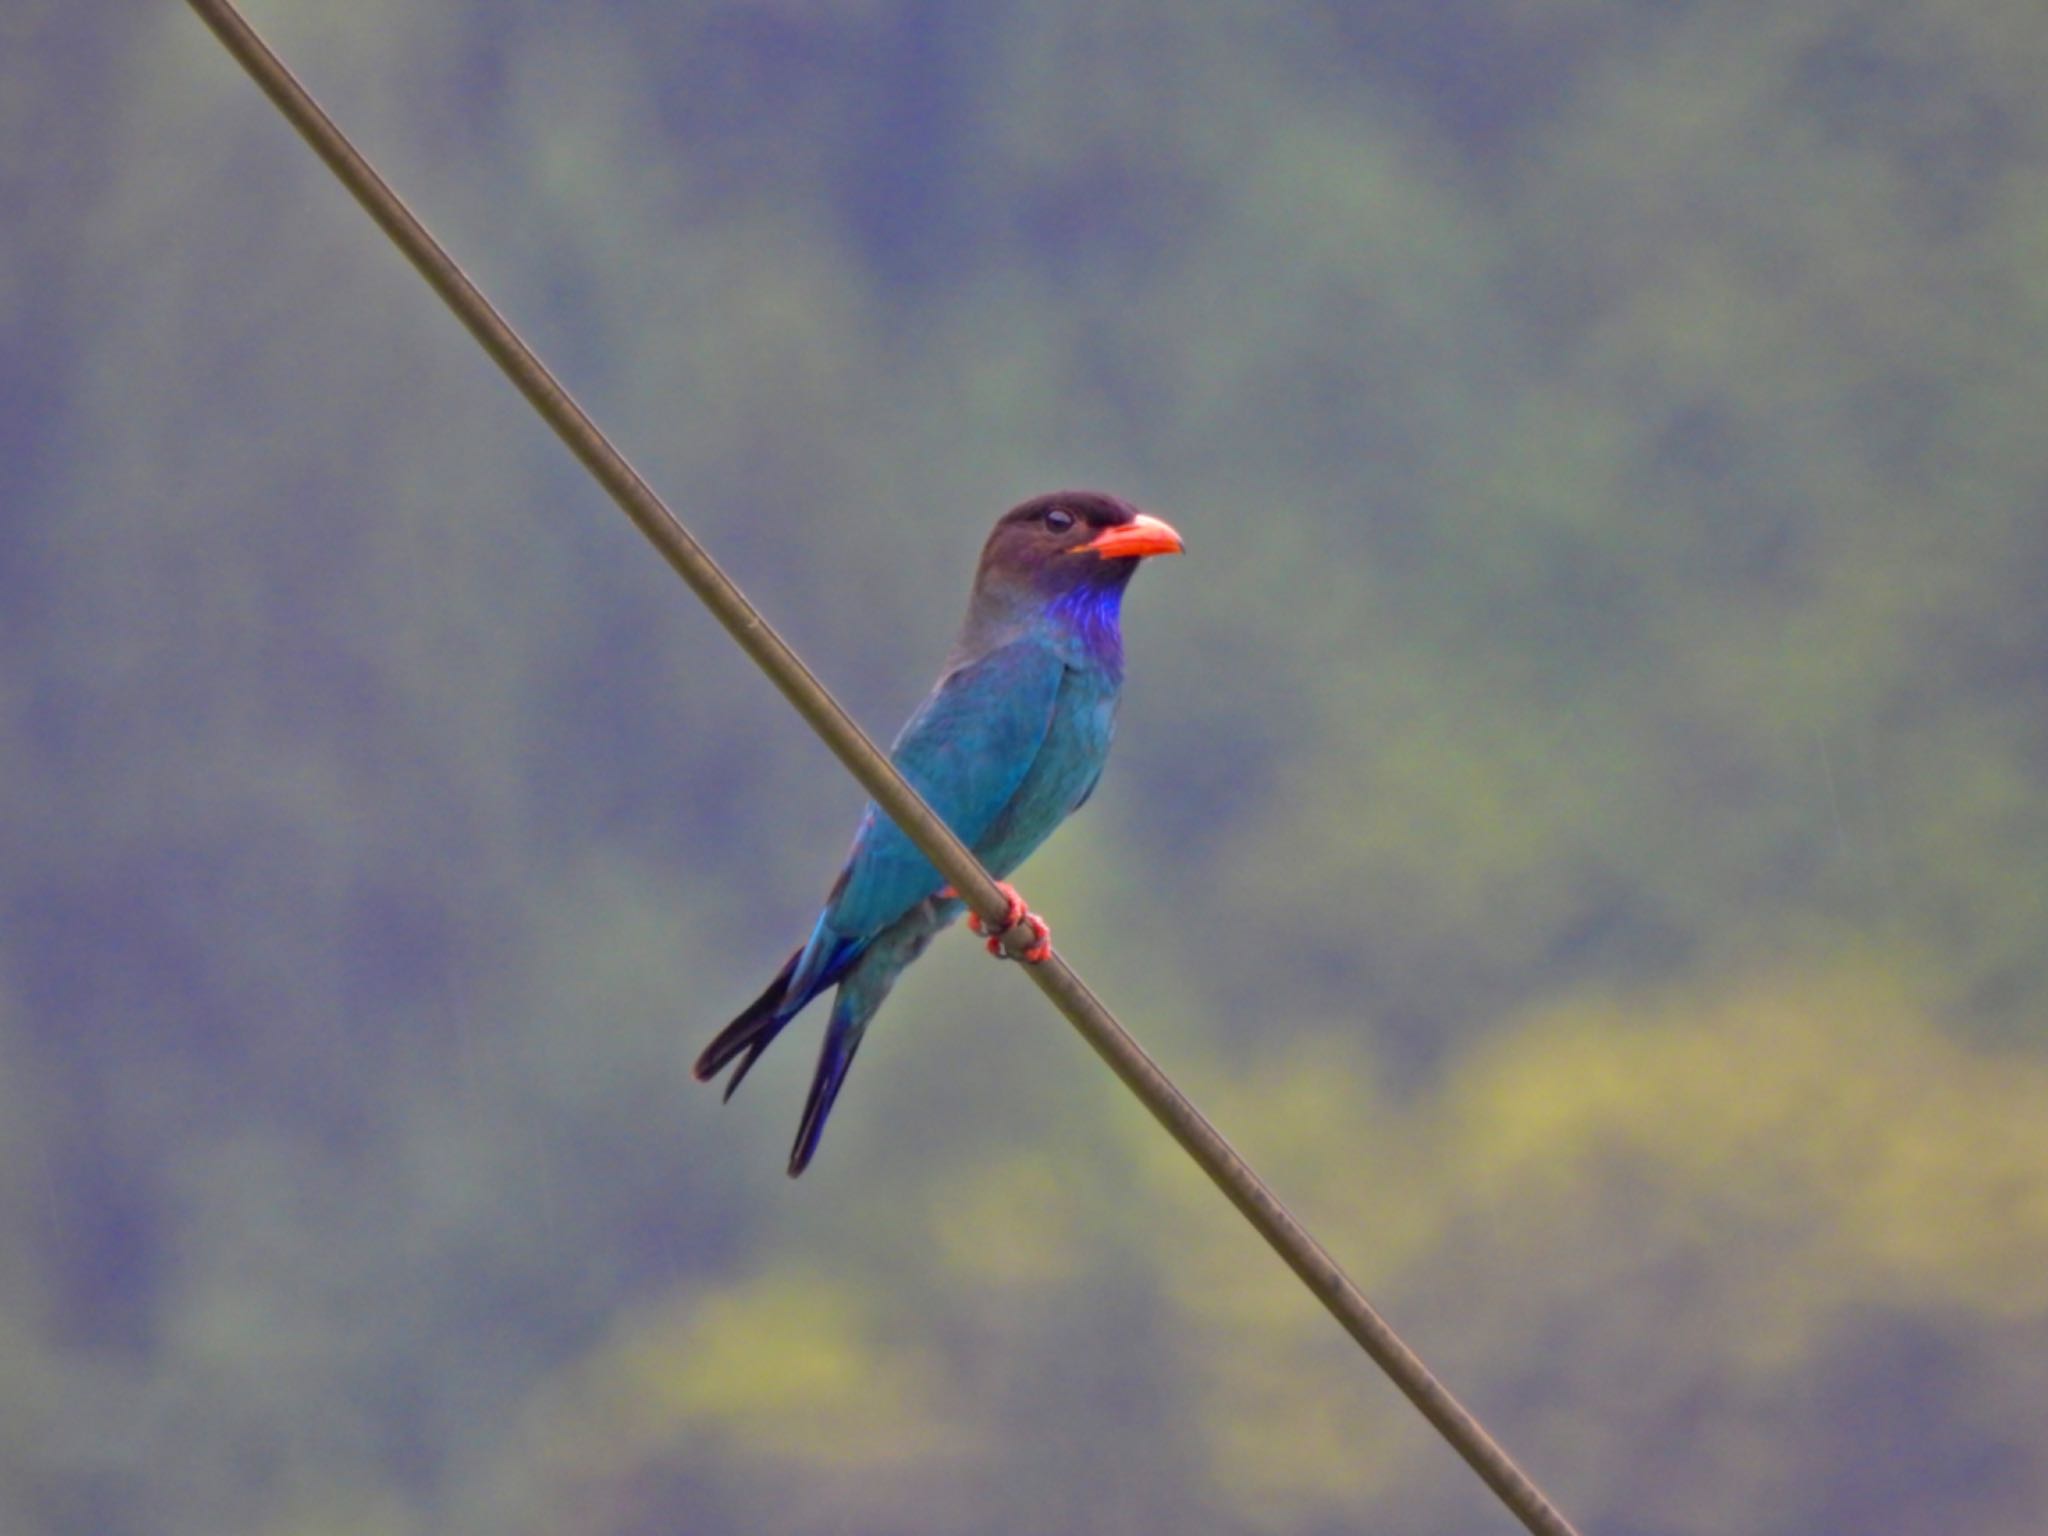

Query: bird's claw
[964,881,1052,964]
[993,909,1053,964]
[963,881,1024,938]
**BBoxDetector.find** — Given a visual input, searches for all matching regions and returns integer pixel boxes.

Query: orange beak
[1075,512,1185,560]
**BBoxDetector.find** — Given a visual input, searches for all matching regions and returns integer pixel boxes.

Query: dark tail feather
[693,949,801,1101]
[787,1004,870,1178]
[696,937,865,1102]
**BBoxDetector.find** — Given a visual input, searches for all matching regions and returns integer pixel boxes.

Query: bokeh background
[6,2,2048,1533]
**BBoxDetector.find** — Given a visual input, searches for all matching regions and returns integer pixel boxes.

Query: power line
[180,5,1585,1533]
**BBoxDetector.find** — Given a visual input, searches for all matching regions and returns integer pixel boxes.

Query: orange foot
[958,880,1052,964]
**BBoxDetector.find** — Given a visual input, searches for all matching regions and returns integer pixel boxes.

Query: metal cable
[181,5,1585,1532]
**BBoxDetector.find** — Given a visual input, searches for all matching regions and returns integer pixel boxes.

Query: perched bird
[694,491,1184,1175]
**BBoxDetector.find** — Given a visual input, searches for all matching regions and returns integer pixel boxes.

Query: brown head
[956,491,1184,665]
[971,491,1183,601]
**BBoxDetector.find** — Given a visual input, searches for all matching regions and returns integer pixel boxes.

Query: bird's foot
[962,882,1022,939]
[965,881,1052,963]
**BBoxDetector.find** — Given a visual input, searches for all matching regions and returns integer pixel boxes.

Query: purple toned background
[4,4,2045,1533]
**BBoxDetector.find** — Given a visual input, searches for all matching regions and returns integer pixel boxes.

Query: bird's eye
[1044,508,1075,533]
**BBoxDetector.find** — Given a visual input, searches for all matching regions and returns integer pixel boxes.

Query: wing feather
[823,640,1065,939]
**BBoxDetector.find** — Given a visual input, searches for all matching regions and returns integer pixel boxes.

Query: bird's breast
[970,664,1121,879]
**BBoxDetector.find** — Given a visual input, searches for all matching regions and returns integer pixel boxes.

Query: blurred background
[5,2,2047,1532]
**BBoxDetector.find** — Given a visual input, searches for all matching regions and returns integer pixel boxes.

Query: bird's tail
[694,937,860,1102]
[692,950,802,1100]
[788,996,871,1178]
[783,925,929,1177]
[695,947,873,1177]
[694,952,873,1177]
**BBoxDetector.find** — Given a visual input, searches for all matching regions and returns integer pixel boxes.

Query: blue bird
[693,491,1185,1175]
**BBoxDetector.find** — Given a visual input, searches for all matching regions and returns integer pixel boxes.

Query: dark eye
[1044,507,1075,533]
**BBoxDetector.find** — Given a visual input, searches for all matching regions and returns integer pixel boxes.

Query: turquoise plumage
[693,491,1184,1175]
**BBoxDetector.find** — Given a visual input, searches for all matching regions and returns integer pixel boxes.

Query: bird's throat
[1044,578,1128,674]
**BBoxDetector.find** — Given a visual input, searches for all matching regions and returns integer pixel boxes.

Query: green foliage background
[5,2,2046,1532]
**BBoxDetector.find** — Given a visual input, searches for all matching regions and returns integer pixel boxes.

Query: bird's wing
[1070,762,1105,814]
[827,638,1066,939]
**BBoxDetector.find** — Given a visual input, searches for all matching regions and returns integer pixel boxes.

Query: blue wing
[783,640,1065,1001]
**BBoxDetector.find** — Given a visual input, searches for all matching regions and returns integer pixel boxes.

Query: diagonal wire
[181,5,1585,1534]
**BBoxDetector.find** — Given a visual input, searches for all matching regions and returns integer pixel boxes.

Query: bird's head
[971,491,1185,610]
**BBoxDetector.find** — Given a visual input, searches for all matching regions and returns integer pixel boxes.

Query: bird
[693,491,1184,1176]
